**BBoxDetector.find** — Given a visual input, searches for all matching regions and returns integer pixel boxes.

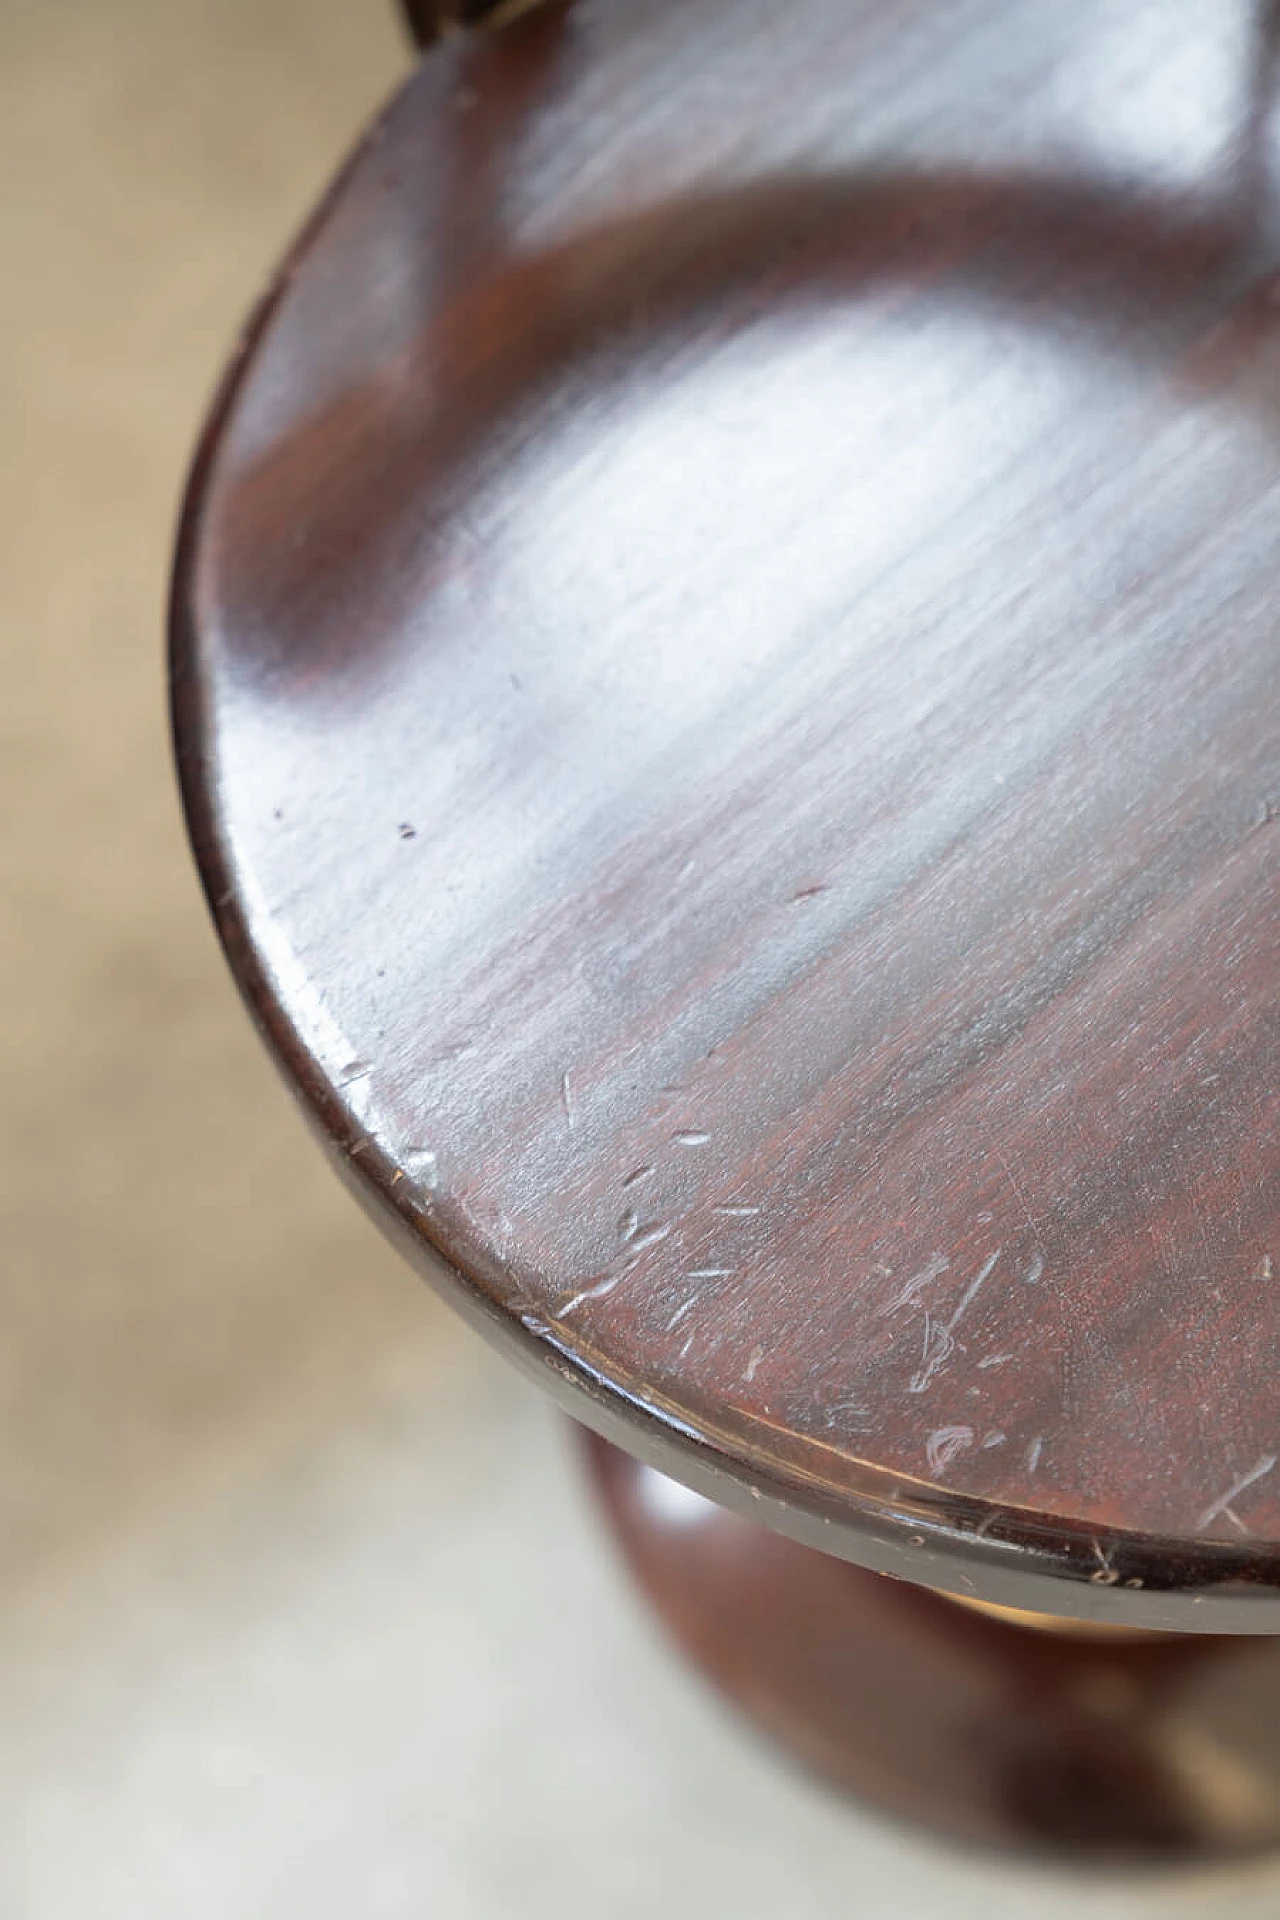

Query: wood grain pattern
[172,0,1280,1628]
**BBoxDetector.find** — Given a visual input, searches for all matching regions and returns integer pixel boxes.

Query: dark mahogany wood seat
[172,0,1280,1855]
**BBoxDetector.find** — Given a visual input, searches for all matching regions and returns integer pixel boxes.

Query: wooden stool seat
[172,0,1280,1855]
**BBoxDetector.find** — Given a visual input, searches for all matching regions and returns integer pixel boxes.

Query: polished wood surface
[172,0,1280,1629]
[584,1432,1280,1858]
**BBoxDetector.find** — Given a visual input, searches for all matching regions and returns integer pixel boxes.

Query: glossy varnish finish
[172,0,1280,1627]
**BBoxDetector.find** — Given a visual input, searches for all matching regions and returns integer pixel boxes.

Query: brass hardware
[945,1592,1173,1642]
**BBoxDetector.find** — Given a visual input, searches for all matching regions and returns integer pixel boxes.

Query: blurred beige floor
[3,1,1280,1914]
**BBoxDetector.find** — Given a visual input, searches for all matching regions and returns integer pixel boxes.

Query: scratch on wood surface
[713,1204,761,1218]
[1195,1455,1277,1534]
[621,1164,655,1188]
[629,1221,672,1254]
[908,1250,1001,1393]
[556,1272,624,1317]
[948,1249,1000,1334]
[1026,1436,1044,1473]
[926,1425,974,1475]
[910,1311,944,1394]
[665,1295,698,1332]
[744,1344,765,1382]
[561,1071,575,1130]
[880,1253,950,1318]
[825,1398,871,1425]
[994,1145,1039,1240]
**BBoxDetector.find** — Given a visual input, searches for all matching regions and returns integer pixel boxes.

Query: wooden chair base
[583,1431,1280,1860]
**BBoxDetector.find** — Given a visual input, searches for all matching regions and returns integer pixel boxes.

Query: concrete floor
[4,0,1280,1912]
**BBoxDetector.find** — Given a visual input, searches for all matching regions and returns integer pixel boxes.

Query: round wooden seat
[172,0,1280,1854]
